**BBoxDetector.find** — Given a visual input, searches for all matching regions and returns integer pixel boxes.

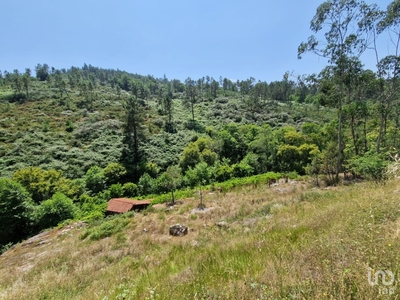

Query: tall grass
[1,179,400,299]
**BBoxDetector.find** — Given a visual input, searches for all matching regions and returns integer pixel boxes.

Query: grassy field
[1,178,400,299]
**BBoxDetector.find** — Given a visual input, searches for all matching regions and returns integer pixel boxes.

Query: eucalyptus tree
[247,81,269,112]
[210,78,219,99]
[22,68,31,99]
[358,0,400,152]
[375,56,400,153]
[298,0,366,182]
[11,69,23,95]
[161,84,175,132]
[53,70,68,99]
[183,77,200,121]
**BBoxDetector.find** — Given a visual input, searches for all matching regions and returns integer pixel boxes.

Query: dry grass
[1,179,400,299]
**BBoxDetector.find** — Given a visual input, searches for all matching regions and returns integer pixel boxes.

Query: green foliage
[156,165,181,203]
[151,189,194,205]
[103,162,127,186]
[138,173,154,195]
[34,192,78,229]
[108,183,124,198]
[277,143,319,175]
[144,162,160,178]
[184,162,211,188]
[233,161,254,178]
[348,153,388,182]
[85,166,105,194]
[78,194,106,221]
[214,161,234,182]
[122,182,138,197]
[0,178,34,246]
[179,142,201,172]
[12,167,70,203]
[179,137,218,172]
[213,172,282,192]
[80,215,130,241]
[35,63,50,81]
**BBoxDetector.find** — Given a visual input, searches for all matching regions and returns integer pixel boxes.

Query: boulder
[169,224,188,236]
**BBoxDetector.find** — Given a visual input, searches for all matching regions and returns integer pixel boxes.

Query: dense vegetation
[0,0,399,250]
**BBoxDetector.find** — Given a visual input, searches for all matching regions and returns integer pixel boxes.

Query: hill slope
[1,179,400,299]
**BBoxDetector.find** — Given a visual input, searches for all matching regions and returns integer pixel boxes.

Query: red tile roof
[107,198,151,213]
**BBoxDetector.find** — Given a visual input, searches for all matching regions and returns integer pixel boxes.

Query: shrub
[349,153,388,182]
[85,165,105,194]
[34,192,78,229]
[103,162,127,186]
[0,178,34,246]
[214,164,234,182]
[233,162,254,178]
[122,182,138,197]
[108,183,124,198]
[138,173,154,195]
[145,162,160,178]
[12,167,64,204]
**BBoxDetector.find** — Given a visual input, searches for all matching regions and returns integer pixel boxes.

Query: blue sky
[2,0,393,83]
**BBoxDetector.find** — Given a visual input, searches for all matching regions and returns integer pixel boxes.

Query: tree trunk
[376,114,384,153]
[350,115,358,156]
[363,116,368,153]
[336,101,343,183]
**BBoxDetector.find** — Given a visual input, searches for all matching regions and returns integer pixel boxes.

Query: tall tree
[35,63,50,81]
[210,78,219,99]
[162,85,175,132]
[358,0,400,152]
[21,68,31,99]
[53,70,68,99]
[298,0,365,182]
[183,77,200,121]
[122,95,145,179]
[11,69,22,95]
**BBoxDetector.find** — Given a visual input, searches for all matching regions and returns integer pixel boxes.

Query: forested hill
[0,64,334,180]
[0,56,399,247]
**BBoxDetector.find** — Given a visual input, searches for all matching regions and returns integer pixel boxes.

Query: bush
[349,153,388,182]
[233,162,254,178]
[122,182,138,197]
[85,165,105,194]
[214,164,233,182]
[108,183,124,198]
[138,173,155,195]
[103,162,127,186]
[34,192,78,229]
[0,178,34,246]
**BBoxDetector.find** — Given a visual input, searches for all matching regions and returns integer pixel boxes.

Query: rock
[216,221,229,228]
[169,224,188,236]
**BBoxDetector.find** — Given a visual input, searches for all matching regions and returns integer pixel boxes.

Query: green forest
[1,0,400,250]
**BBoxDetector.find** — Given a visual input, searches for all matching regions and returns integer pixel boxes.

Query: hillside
[0,67,334,178]
[0,63,399,250]
[1,178,400,299]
